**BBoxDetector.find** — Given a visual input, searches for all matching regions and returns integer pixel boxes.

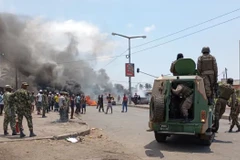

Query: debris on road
[66,137,79,143]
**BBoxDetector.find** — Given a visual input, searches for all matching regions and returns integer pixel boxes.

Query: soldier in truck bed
[170,53,184,76]
[197,46,218,105]
[171,82,193,123]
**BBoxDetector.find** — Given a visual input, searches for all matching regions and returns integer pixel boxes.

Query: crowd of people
[0,81,133,138]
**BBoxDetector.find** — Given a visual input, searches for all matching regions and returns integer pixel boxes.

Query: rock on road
[81,105,240,160]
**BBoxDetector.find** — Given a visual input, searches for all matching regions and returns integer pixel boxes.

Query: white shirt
[37,93,43,102]
[59,96,65,107]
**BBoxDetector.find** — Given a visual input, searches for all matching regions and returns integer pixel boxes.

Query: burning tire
[150,94,165,122]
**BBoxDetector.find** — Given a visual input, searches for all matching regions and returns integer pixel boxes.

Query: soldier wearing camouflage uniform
[42,90,48,118]
[213,78,235,132]
[197,47,218,105]
[3,85,17,135]
[171,83,193,122]
[170,53,184,76]
[12,82,36,138]
[226,79,240,132]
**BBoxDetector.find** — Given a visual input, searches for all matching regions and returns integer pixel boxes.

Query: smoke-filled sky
[0,12,127,96]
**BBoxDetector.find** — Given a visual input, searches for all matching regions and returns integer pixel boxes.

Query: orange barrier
[86,96,97,106]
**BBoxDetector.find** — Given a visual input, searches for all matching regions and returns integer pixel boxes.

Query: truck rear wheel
[150,94,165,122]
[154,131,167,143]
[199,133,215,146]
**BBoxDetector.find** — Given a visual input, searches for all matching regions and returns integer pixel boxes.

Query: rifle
[214,83,219,98]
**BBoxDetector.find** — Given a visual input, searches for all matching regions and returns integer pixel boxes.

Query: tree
[145,83,152,90]
[139,84,144,90]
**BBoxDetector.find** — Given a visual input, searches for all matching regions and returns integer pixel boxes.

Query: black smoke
[0,12,128,97]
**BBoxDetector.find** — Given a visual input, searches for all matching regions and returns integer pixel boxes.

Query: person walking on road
[228,90,240,132]
[121,94,128,113]
[98,95,104,112]
[213,78,235,132]
[81,95,86,114]
[105,94,113,114]
[70,94,75,119]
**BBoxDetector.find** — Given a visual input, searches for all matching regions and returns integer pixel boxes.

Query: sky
[0,0,240,88]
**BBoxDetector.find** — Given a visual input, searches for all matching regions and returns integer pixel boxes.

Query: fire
[86,96,97,106]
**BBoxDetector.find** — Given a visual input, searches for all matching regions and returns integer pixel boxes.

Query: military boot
[29,129,36,137]
[4,130,9,135]
[12,130,17,135]
[236,127,240,132]
[20,128,26,138]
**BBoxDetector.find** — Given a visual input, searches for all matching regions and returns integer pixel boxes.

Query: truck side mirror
[137,68,140,73]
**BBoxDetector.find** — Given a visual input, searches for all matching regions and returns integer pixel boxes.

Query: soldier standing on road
[197,47,218,105]
[42,90,48,118]
[13,82,36,138]
[171,82,194,122]
[213,78,235,132]
[170,53,184,76]
[98,95,104,112]
[3,85,17,136]
[105,94,113,114]
[228,90,240,132]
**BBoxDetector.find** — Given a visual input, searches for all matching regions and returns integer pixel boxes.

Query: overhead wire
[101,7,240,68]
[131,7,240,49]
[131,15,240,55]
[57,14,240,64]
[102,49,128,68]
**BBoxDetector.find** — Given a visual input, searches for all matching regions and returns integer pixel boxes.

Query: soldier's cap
[22,82,29,86]
[5,85,13,89]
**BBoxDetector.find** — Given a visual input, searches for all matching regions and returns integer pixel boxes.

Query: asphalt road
[81,105,240,160]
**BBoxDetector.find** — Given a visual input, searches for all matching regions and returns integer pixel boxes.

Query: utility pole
[112,32,146,104]
[225,68,228,80]
[15,67,18,89]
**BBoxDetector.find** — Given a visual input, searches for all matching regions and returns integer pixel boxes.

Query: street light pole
[112,32,146,104]
[128,38,131,104]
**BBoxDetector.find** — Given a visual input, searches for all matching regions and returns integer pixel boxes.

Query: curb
[0,114,91,143]
[128,105,239,121]
[53,127,91,140]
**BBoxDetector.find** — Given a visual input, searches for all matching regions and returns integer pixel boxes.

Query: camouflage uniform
[172,84,193,122]
[170,53,184,76]
[12,82,36,138]
[170,60,178,76]
[215,84,234,120]
[3,88,16,135]
[42,91,48,118]
[228,91,240,132]
[197,47,218,104]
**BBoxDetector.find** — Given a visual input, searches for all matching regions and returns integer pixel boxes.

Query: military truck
[138,58,215,146]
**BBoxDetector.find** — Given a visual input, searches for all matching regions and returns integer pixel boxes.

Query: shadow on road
[144,135,215,159]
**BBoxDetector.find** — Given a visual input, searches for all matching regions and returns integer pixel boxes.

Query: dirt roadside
[0,128,140,160]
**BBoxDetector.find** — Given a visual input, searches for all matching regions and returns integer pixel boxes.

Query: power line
[57,15,240,64]
[131,7,240,49]
[131,15,240,55]
[102,49,128,68]
[100,7,240,69]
